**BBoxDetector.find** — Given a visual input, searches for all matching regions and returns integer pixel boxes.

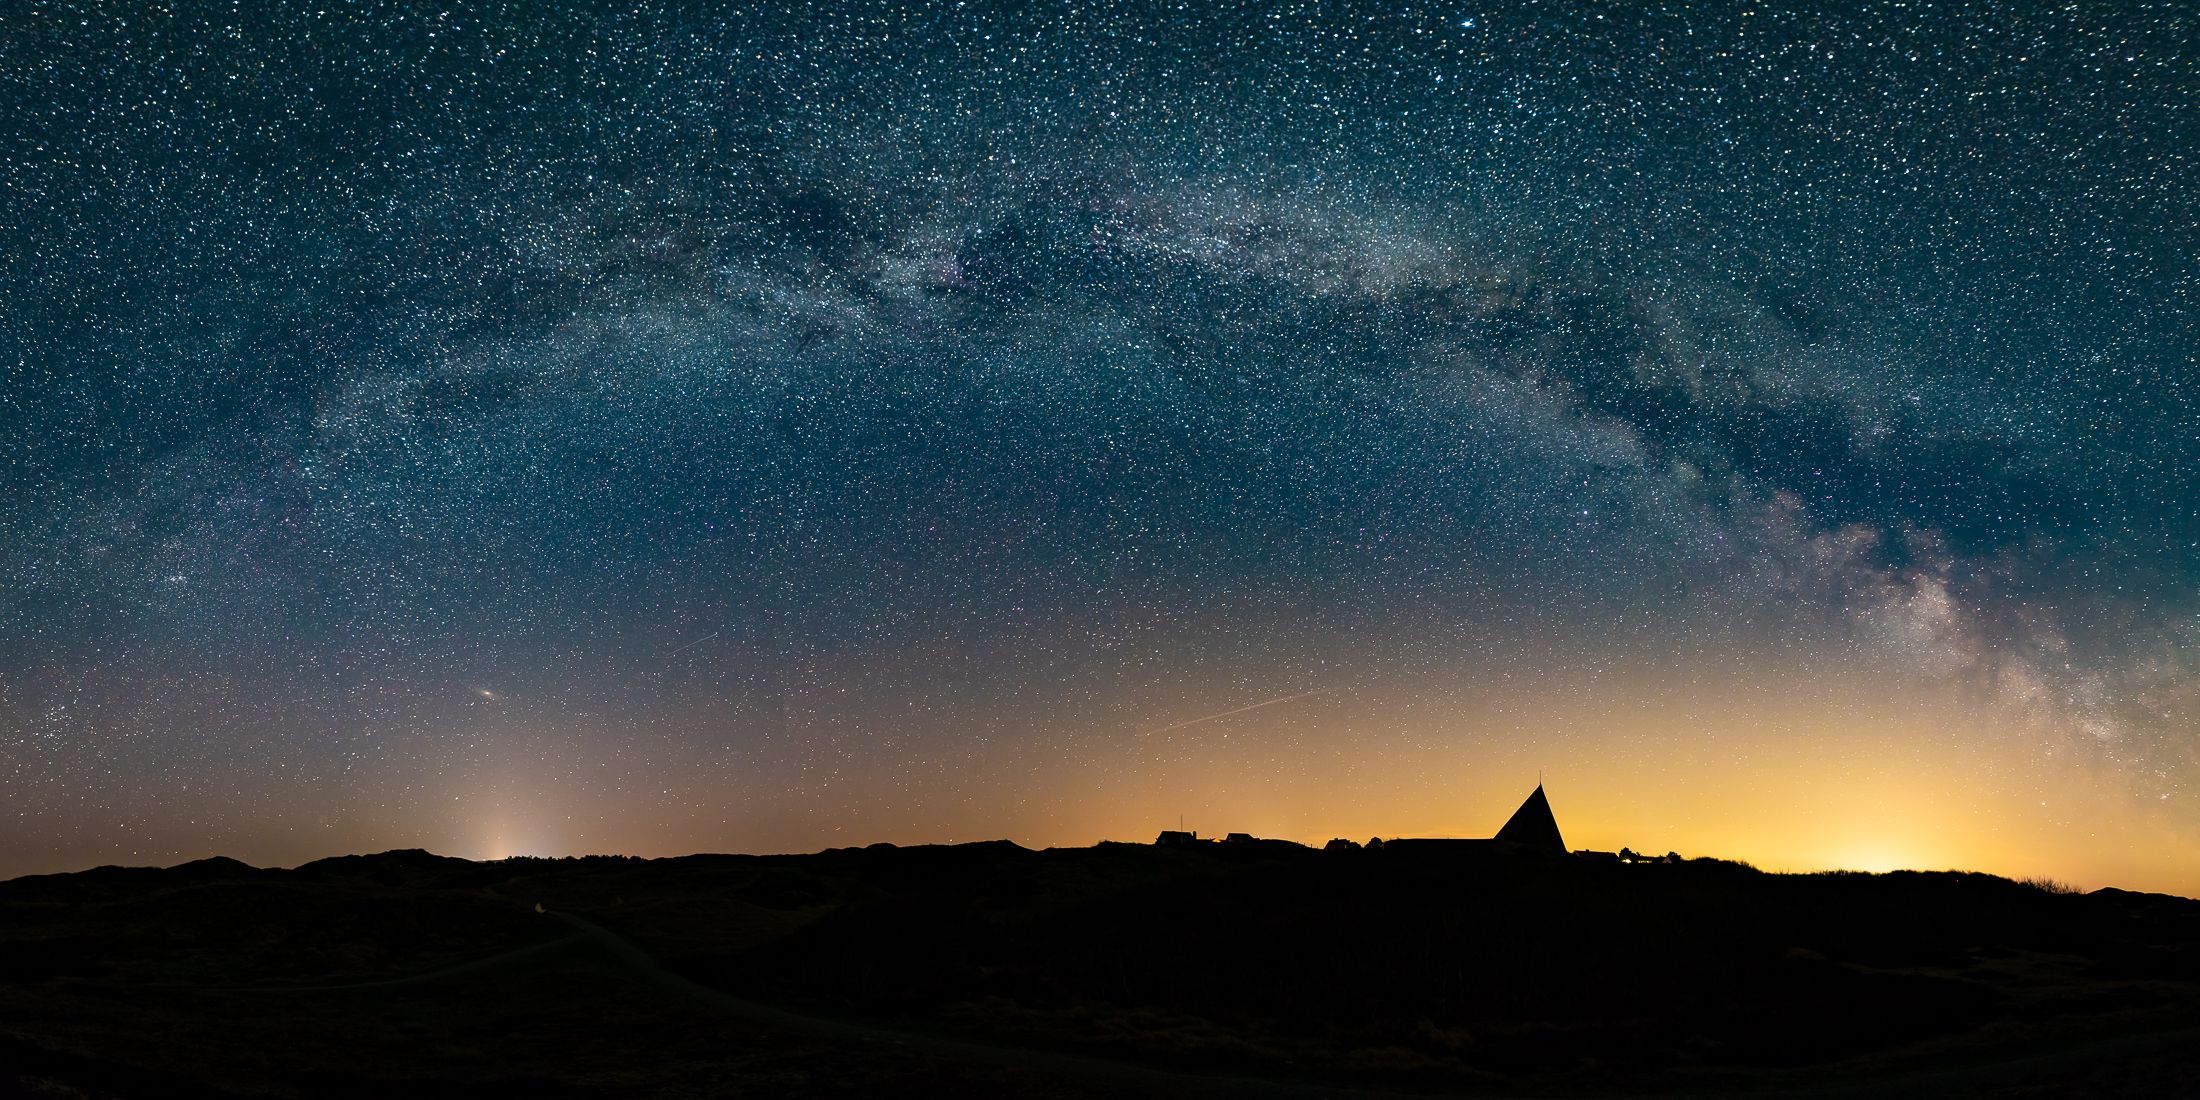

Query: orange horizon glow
[31,786,2193,900]
[26,657,2190,903]
[8,651,2191,893]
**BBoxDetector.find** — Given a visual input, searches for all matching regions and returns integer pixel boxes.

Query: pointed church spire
[1494,784,1566,854]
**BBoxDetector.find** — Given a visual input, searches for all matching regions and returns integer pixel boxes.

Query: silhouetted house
[1155,830,1202,846]
[1170,831,1315,852]
[1493,784,1566,855]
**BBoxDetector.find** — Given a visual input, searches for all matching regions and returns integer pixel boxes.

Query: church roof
[1493,784,1566,854]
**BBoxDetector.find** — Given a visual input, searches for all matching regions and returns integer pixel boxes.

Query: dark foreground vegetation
[3,842,2197,1098]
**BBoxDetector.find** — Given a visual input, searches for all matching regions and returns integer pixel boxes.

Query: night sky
[4,2,2196,892]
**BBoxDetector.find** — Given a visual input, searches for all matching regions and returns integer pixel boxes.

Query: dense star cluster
[3,2,2195,887]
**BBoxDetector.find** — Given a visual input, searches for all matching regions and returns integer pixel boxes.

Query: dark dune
[2,842,2197,1098]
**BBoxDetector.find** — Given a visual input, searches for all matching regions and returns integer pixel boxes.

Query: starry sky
[4,2,2196,891]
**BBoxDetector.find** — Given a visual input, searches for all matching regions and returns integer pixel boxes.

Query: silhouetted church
[1177,784,1570,856]
[1355,783,1566,858]
[1492,784,1566,854]
[1364,784,1569,857]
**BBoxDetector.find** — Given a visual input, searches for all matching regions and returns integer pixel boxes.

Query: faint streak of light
[1137,686,1339,738]
[665,631,720,658]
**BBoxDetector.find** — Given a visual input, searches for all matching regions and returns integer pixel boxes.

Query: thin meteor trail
[1137,686,1338,737]
[664,631,720,658]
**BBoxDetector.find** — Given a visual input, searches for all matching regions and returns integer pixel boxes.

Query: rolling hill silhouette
[2,841,2198,1097]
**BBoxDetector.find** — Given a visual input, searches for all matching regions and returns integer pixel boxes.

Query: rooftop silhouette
[1493,783,1567,854]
